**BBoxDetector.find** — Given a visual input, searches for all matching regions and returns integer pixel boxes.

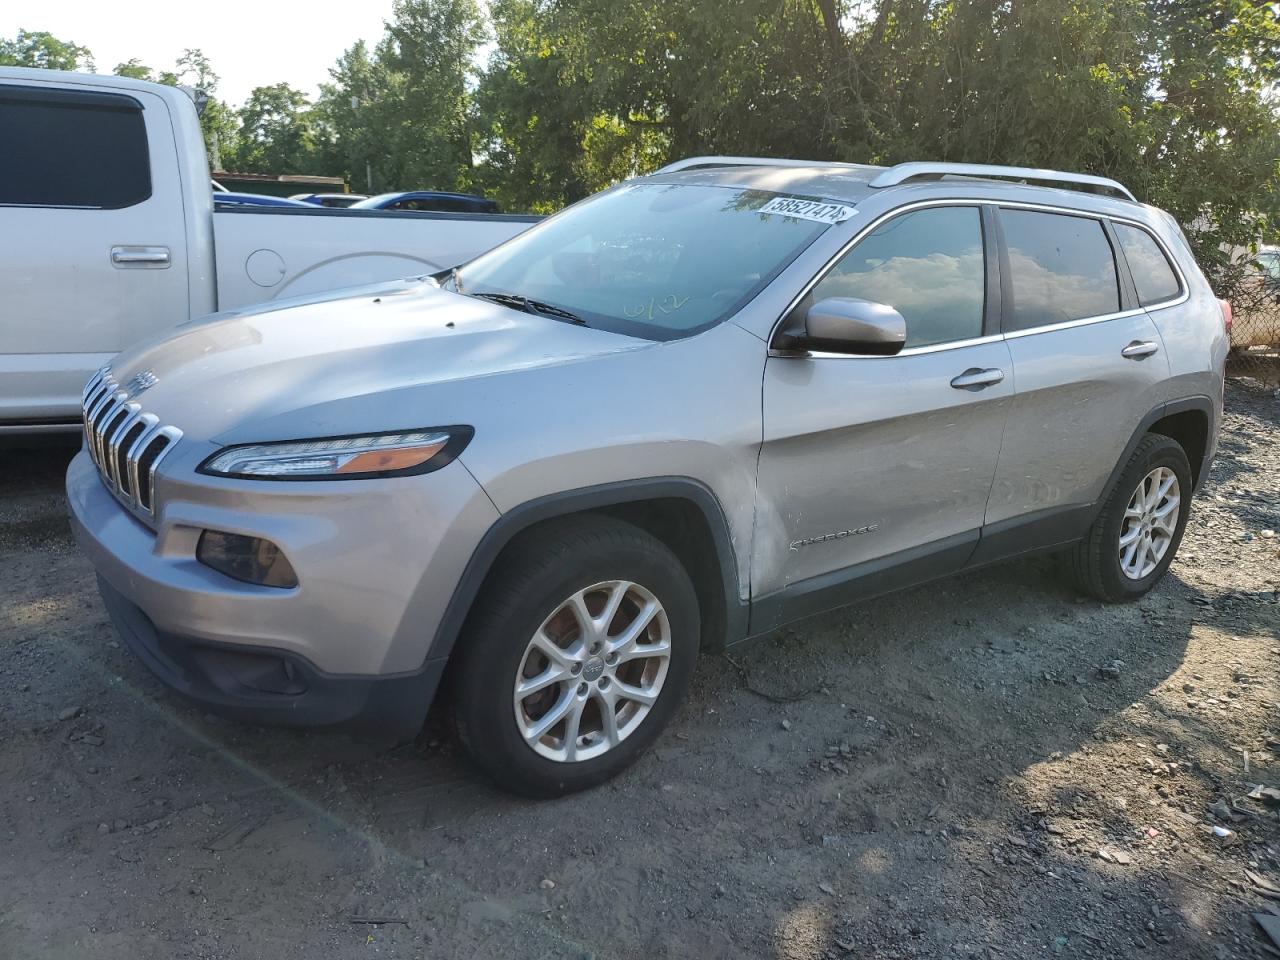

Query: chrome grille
[81,368,181,517]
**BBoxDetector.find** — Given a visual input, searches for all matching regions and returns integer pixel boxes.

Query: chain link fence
[1220,258,1280,388]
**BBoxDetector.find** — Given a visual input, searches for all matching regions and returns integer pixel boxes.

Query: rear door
[0,82,190,424]
[752,203,1014,629]
[977,205,1170,553]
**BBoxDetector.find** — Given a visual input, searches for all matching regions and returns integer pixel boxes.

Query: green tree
[315,40,386,191]
[112,58,156,81]
[0,29,94,70]
[316,1,488,193]
[163,49,239,171]
[467,0,1280,277]
[231,83,318,174]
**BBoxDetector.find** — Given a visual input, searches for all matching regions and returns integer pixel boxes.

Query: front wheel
[452,516,699,797]
[1069,433,1192,601]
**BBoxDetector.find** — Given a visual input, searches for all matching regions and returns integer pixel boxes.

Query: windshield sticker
[758,196,855,224]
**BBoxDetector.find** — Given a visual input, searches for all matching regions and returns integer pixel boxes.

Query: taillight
[1219,298,1233,334]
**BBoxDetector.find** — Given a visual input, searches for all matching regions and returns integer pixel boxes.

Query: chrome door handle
[111,245,170,267]
[950,367,1005,390]
[1121,340,1159,360]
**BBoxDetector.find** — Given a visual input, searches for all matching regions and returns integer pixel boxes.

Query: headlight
[199,428,472,480]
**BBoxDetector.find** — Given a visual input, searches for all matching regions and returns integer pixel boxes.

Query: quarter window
[1000,209,1119,330]
[803,206,986,349]
[1113,223,1181,305]
[0,87,151,209]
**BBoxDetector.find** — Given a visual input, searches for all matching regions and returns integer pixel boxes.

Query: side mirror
[784,297,907,356]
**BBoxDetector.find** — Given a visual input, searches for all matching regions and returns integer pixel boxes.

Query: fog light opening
[196,530,299,589]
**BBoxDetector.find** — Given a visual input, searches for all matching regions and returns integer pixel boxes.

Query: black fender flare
[425,477,748,664]
[1092,395,1216,523]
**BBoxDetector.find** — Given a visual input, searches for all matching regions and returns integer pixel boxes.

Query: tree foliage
[4,2,1279,275]
[0,29,94,70]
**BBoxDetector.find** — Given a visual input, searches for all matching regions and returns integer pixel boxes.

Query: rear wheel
[1069,434,1192,601]
[452,516,699,797]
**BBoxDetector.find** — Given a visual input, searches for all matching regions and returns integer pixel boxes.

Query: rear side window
[805,205,986,349]
[0,86,151,209]
[1113,223,1182,305]
[1001,209,1119,330]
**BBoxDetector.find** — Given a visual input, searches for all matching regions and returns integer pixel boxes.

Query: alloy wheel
[513,580,671,762]
[1118,466,1181,580]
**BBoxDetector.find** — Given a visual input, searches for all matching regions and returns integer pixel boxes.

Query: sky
[2,0,398,106]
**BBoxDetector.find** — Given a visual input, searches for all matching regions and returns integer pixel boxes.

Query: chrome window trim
[1105,216,1189,311]
[770,333,1006,360]
[1002,306,1148,340]
[992,201,1190,315]
[769,198,989,357]
[768,196,1193,360]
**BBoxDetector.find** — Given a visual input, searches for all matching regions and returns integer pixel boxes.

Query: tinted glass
[454,184,831,341]
[804,206,985,348]
[1001,209,1119,329]
[1114,223,1181,305]
[0,88,150,208]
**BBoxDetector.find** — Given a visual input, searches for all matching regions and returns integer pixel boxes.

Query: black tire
[1069,433,1193,602]
[452,515,700,797]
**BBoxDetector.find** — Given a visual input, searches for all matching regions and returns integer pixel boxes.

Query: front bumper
[96,574,443,735]
[67,448,499,734]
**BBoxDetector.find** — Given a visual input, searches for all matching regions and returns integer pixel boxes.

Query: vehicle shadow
[66,551,1252,958]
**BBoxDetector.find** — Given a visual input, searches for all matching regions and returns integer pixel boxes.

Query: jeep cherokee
[67,157,1229,796]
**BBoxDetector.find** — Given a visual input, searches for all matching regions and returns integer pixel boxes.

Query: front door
[0,81,190,423]
[751,203,1012,631]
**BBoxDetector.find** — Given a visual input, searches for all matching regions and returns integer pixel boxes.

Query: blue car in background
[349,190,500,214]
[289,193,369,208]
[213,191,315,209]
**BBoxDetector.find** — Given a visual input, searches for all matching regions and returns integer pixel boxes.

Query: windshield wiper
[468,290,588,326]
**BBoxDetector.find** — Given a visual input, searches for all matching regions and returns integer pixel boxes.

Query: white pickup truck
[0,67,538,431]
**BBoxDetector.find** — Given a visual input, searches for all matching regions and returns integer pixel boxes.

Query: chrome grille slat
[84,388,120,467]
[79,368,181,519]
[125,415,161,499]
[105,404,143,489]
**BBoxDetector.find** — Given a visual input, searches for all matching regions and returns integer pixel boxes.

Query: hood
[108,278,652,441]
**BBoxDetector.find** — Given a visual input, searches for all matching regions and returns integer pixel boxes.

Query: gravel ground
[1,376,1277,960]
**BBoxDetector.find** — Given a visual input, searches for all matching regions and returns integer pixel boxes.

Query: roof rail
[868,162,1136,202]
[654,156,876,175]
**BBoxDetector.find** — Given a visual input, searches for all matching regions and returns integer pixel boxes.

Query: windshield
[452,183,839,340]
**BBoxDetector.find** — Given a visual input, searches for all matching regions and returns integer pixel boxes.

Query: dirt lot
[2,376,1278,960]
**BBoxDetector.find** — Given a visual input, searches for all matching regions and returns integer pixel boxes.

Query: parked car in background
[351,190,501,214]
[68,157,1227,797]
[0,67,539,431]
[290,192,369,208]
[213,192,315,209]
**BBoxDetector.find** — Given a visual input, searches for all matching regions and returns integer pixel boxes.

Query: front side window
[1113,222,1181,305]
[453,183,834,340]
[1001,209,1119,330]
[800,205,986,349]
[0,87,151,208]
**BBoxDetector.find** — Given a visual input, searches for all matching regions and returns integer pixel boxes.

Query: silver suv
[68,158,1228,796]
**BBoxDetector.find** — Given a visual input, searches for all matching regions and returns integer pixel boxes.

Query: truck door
[0,81,190,425]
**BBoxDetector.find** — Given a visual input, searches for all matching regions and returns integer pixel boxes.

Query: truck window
[1000,209,1120,330]
[0,86,151,209]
